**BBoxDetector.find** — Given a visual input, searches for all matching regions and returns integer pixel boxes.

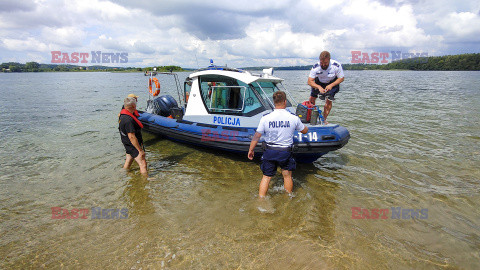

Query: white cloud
[0,0,478,67]
[2,37,49,52]
[436,12,480,41]
[41,27,87,47]
[96,35,129,51]
[303,0,345,11]
[133,41,156,55]
[341,1,434,47]
[73,0,132,22]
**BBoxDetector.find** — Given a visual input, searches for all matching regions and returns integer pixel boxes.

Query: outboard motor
[152,95,178,116]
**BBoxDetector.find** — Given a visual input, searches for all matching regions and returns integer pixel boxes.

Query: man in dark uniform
[248,91,308,197]
[119,97,147,175]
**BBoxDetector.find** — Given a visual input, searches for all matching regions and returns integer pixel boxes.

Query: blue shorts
[260,149,296,177]
[310,77,340,100]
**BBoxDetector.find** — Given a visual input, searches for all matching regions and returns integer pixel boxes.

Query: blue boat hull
[138,112,349,163]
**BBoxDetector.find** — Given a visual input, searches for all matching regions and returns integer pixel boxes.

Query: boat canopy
[188,69,284,85]
[184,68,294,118]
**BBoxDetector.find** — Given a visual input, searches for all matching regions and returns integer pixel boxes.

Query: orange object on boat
[149,77,161,96]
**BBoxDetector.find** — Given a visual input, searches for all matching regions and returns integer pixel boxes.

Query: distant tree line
[277,53,480,71]
[343,53,480,70]
[2,54,479,72]
[1,62,184,72]
[143,66,184,72]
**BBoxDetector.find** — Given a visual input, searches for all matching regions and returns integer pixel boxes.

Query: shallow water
[0,70,479,269]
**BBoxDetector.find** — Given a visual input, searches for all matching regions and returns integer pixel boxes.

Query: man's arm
[325,77,344,92]
[300,126,308,134]
[248,132,262,160]
[308,77,326,94]
[127,133,145,157]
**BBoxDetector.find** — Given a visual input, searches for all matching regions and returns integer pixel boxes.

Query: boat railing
[253,82,299,110]
[253,84,275,109]
[277,82,299,106]
[147,71,184,107]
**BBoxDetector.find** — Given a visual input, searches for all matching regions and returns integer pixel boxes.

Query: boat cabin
[183,67,295,127]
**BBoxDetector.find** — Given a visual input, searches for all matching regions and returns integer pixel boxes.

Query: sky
[0,0,479,68]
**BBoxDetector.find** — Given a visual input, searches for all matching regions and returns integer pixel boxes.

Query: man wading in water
[248,91,308,197]
[119,97,147,175]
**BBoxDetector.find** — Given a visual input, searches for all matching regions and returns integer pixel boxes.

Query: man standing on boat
[248,91,308,197]
[119,97,147,175]
[308,51,345,124]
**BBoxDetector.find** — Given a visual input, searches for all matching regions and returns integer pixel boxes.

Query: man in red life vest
[119,97,147,175]
[120,93,138,111]
[127,93,138,101]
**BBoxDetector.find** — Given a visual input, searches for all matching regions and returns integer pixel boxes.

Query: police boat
[138,63,350,163]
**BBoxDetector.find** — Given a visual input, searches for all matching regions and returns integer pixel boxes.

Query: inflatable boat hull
[138,112,349,163]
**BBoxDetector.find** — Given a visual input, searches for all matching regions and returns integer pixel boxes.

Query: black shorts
[260,149,296,177]
[310,77,340,100]
[124,144,139,158]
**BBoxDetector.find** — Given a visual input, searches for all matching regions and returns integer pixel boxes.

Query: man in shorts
[248,91,308,197]
[119,97,147,175]
[308,51,345,124]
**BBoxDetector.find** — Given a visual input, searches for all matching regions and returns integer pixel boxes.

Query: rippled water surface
[1,71,479,269]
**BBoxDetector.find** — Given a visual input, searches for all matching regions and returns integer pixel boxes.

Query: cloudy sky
[1,0,479,68]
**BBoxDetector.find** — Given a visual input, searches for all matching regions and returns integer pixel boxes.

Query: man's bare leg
[323,99,333,124]
[123,154,134,169]
[281,170,293,194]
[134,155,148,176]
[259,175,272,198]
[309,96,317,105]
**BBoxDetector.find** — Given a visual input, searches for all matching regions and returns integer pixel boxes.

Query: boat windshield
[251,81,293,108]
[198,75,266,116]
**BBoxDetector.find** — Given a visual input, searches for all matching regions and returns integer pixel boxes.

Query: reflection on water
[0,71,479,269]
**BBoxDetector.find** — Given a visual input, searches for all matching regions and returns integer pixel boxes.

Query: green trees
[157,65,183,72]
[1,62,22,72]
[343,53,480,71]
[25,62,40,71]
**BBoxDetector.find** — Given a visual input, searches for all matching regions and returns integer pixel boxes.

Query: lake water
[0,70,479,269]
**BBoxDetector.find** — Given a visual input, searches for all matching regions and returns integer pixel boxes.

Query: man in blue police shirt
[248,91,308,197]
[308,51,345,124]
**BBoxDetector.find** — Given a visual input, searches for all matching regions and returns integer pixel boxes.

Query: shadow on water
[122,172,154,216]
[244,152,348,246]
[119,129,351,266]
[314,152,350,170]
[147,152,192,177]
[142,135,165,148]
[145,135,251,163]
[286,152,348,244]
